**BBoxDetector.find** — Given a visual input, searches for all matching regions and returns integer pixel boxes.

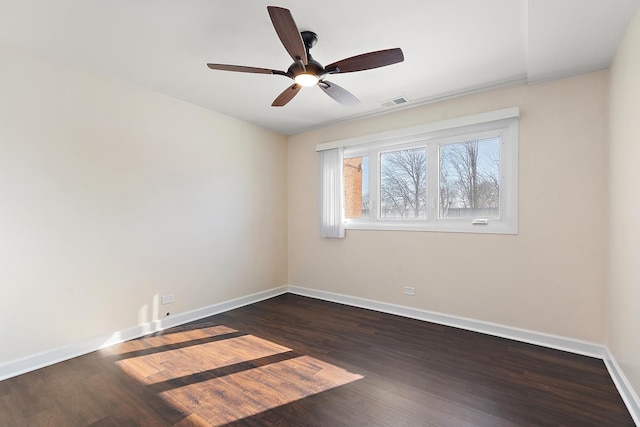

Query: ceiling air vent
[381,96,409,108]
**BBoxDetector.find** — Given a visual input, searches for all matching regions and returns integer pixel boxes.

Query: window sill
[345,220,518,235]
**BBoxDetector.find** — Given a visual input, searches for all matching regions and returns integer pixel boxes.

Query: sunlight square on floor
[108,324,364,425]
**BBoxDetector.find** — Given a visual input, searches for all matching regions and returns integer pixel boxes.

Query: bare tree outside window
[439,151,457,217]
[380,148,427,218]
[439,137,500,218]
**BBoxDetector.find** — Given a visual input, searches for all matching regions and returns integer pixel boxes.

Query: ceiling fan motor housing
[287,31,325,79]
[288,57,325,78]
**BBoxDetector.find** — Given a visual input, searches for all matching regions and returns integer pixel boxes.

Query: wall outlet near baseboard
[161,294,175,305]
[403,287,415,296]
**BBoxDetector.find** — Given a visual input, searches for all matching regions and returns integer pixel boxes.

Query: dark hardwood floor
[0,293,634,426]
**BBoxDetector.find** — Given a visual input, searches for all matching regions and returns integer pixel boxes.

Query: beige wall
[0,42,288,364]
[289,71,609,343]
[608,8,640,400]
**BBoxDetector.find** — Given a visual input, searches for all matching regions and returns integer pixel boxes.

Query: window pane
[380,148,427,218]
[439,137,500,218]
[344,156,369,219]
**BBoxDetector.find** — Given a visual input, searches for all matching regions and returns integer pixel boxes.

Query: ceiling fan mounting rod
[301,31,318,50]
[286,31,328,80]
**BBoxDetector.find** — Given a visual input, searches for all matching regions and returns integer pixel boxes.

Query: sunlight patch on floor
[108,325,239,355]
[114,325,363,426]
[159,355,363,426]
[115,334,291,384]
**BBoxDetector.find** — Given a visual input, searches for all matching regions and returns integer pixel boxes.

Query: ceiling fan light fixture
[294,72,319,87]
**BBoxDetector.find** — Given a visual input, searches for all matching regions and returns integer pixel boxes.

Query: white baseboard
[287,285,605,358]
[155,286,288,331]
[604,349,640,425]
[0,286,288,381]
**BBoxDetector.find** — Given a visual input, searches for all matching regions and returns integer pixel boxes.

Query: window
[439,137,500,219]
[380,147,427,218]
[321,108,518,235]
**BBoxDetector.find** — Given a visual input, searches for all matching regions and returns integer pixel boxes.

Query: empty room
[0,0,639,425]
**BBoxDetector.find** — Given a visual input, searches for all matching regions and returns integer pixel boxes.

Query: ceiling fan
[207,6,404,107]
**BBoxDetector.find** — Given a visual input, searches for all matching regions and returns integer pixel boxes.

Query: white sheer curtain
[318,147,345,238]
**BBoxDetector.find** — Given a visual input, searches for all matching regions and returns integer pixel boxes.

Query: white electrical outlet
[403,287,415,296]
[161,294,175,305]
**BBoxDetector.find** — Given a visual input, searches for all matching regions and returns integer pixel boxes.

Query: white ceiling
[0,0,638,135]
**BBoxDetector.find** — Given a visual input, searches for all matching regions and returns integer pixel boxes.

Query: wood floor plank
[0,293,634,426]
[0,393,26,425]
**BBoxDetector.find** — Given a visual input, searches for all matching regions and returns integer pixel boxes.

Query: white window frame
[316,108,519,235]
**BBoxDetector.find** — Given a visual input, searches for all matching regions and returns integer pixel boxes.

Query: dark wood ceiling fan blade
[319,81,360,107]
[207,63,287,76]
[325,48,404,74]
[272,83,301,106]
[267,6,307,65]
